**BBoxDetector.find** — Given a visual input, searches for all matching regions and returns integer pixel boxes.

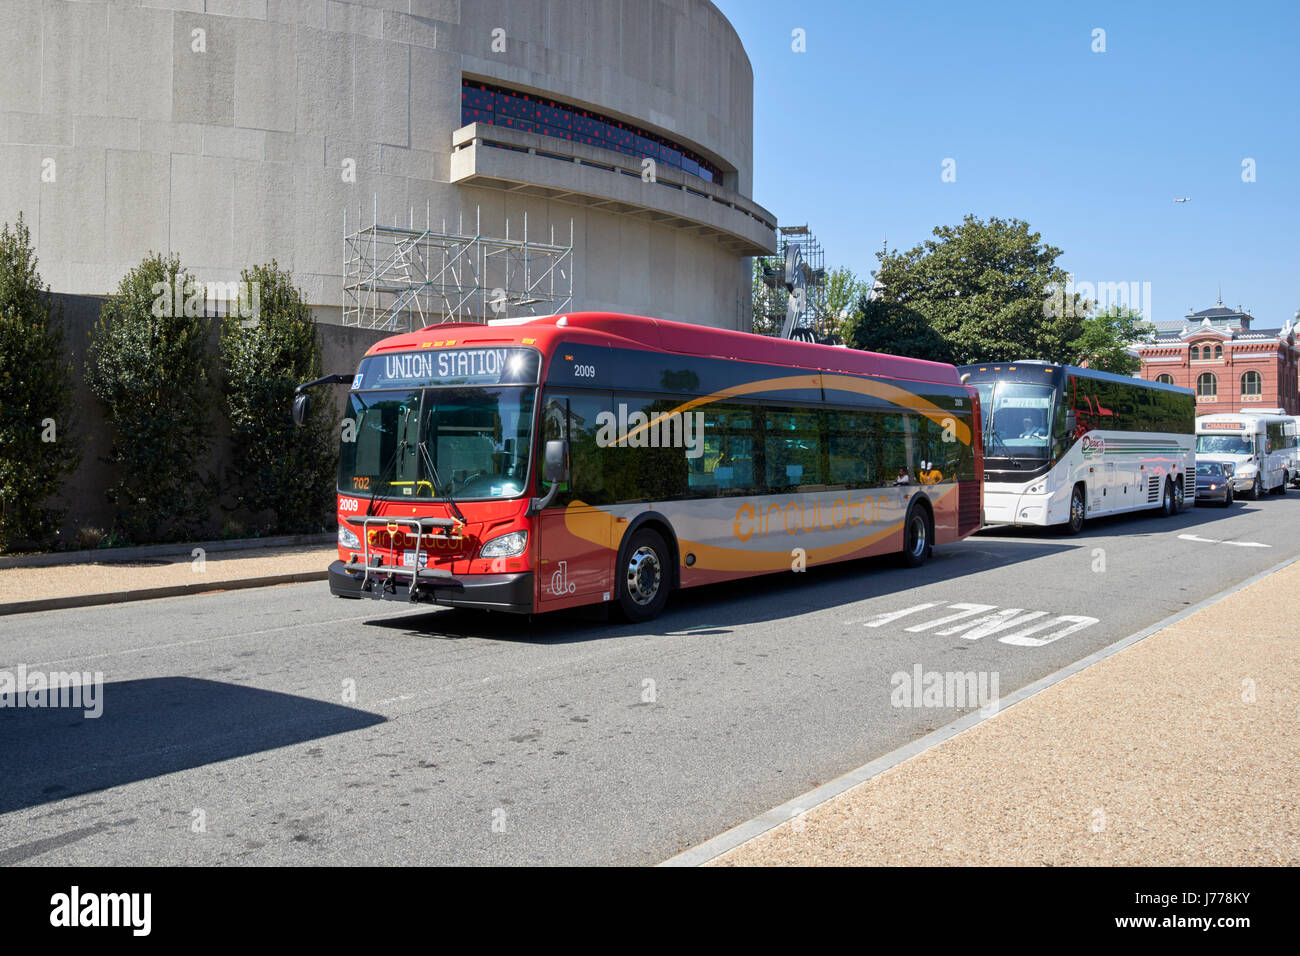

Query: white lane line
[659,549,1300,867]
[1178,534,1271,548]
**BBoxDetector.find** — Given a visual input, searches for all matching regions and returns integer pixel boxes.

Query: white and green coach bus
[958,362,1196,534]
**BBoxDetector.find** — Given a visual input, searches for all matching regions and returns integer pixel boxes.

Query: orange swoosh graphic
[563,486,956,573]
[619,373,972,446]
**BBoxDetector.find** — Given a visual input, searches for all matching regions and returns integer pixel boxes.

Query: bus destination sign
[354,347,540,389]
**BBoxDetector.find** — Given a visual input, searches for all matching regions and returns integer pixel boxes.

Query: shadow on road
[0,677,385,815]
[361,533,1073,644]
[977,491,1289,541]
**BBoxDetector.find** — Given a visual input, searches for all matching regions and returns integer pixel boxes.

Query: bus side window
[540,390,610,506]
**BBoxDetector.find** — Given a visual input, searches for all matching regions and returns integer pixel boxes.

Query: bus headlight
[479,530,528,559]
[338,526,360,550]
[1027,481,1046,495]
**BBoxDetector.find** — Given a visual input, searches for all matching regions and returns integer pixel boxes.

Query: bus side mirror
[292,392,311,427]
[543,440,570,483]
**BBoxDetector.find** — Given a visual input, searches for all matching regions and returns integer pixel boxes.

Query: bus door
[536,391,613,609]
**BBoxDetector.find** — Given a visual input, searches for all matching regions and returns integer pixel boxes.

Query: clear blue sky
[714,0,1299,328]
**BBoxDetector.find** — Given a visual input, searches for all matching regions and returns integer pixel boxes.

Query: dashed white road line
[1178,534,1271,548]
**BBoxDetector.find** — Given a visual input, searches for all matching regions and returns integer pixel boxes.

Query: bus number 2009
[352,476,370,490]
[573,364,596,378]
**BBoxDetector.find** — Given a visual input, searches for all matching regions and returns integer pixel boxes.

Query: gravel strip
[0,546,336,605]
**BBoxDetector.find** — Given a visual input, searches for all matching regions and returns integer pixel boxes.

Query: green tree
[220,262,336,534]
[86,253,214,543]
[842,292,955,364]
[1070,305,1151,375]
[874,215,1086,363]
[0,214,79,550]
[818,266,866,341]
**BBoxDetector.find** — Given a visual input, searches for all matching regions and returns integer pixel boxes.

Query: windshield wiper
[364,406,413,518]
[415,436,467,525]
[988,427,1020,465]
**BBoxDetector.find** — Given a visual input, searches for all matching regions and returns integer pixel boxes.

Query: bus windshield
[339,386,535,500]
[1197,434,1253,456]
[977,381,1057,460]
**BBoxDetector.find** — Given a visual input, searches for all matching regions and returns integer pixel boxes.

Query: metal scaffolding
[753,223,827,337]
[343,199,575,333]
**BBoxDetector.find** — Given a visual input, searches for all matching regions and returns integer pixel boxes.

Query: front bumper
[982,488,1055,527]
[328,560,534,613]
[1194,484,1230,502]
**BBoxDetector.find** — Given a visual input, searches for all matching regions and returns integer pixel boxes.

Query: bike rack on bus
[347,514,462,602]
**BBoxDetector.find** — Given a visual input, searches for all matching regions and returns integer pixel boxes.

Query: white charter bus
[1195,413,1294,498]
[959,362,1196,534]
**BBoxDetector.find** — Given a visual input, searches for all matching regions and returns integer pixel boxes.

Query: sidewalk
[0,545,335,615]
[709,560,1300,866]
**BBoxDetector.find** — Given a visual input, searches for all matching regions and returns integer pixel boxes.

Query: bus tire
[1061,484,1086,535]
[1159,478,1177,517]
[616,528,671,623]
[1173,475,1186,513]
[900,502,933,568]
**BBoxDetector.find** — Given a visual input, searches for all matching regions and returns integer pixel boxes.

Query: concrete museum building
[0,0,776,331]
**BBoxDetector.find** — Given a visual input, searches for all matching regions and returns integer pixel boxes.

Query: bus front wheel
[900,505,933,568]
[617,528,671,622]
[1062,485,1086,535]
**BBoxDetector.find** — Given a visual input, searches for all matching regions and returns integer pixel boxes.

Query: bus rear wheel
[1159,479,1177,517]
[616,528,670,622]
[900,505,933,568]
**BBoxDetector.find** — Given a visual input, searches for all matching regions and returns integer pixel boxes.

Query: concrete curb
[658,549,1300,867]
[0,570,329,617]
[0,533,335,570]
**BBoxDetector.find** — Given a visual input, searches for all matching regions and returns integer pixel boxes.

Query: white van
[1195,413,1291,498]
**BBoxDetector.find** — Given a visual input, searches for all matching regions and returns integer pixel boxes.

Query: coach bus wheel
[1159,479,1177,517]
[617,528,670,622]
[900,505,933,568]
[1173,477,1186,513]
[1062,485,1086,535]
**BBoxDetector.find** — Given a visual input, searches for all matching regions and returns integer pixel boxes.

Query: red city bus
[296,312,983,621]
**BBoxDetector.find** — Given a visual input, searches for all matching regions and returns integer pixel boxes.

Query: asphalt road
[2,492,1296,866]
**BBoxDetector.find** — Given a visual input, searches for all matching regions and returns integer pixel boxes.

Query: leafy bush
[0,214,79,551]
[86,253,214,543]
[220,262,336,534]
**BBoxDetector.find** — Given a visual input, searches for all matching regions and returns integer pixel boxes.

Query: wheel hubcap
[909,515,927,558]
[1071,493,1084,526]
[625,547,661,606]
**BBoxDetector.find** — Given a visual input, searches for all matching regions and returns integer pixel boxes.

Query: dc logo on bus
[1081,435,1105,459]
[550,560,576,595]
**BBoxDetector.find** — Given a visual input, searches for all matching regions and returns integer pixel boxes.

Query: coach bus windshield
[1196,434,1253,456]
[975,382,1057,461]
[338,386,535,501]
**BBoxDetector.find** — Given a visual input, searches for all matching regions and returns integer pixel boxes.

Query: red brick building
[1136,301,1299,415]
